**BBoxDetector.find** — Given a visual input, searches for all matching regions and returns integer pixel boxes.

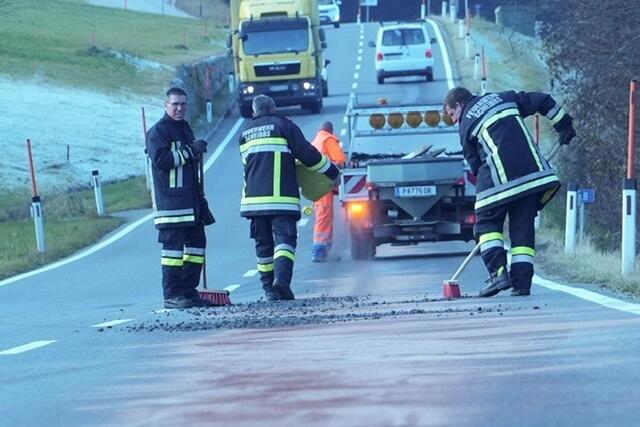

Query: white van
[371,22,435,84]
[318,0,341,28]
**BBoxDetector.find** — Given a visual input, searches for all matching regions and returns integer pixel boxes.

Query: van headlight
[303,81,316,90]
[241,85,255,94]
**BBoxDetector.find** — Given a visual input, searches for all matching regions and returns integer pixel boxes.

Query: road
[2,20,640,427]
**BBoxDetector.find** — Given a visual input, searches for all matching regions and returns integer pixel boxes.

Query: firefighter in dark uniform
[146,87,213,309]
[240,95,340,301]
[444,87,576,297]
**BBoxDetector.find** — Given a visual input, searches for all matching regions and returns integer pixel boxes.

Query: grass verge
[0,0,225,95]
[435,15,640,297]
[0,176,151,281]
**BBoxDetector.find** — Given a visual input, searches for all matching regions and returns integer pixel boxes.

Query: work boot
[511,288,531,297]
[311,245,328,263]
[164,296,195,309]
[479,269,512,297]
[273,282,295,300]
[263,285,280,302]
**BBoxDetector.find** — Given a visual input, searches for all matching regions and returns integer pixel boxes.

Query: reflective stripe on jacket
[146,113,200,229]
[239,114,339,218]
[458,91,564,213]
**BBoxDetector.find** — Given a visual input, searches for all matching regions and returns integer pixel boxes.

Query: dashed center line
[243,269,258,277]
[340,128,347,136]
[357,48,363,54]
[355,63,361,70]
[352,82,358,89]
[0,340,57,355]
[354,72,360,79]
[91,319,134,328]
[357,55,362,62]
[224,284,241,293]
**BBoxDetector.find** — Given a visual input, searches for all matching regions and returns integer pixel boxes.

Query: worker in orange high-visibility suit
[311,121,346,262]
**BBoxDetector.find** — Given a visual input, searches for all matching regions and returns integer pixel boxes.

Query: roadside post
[141,107,152,191]
[206,101,213,123]
[578,188,596,243]
[473,53,480,79]
[622,79,637,274]
[450,2,456,23]
[90,170,106,216]
[565,182,578,253]
[458,19,464,38]
[421,0,426,19]
[465,33,471,58]
[480,46,487,94]
[26,139,46,253]
[441,1,447,18]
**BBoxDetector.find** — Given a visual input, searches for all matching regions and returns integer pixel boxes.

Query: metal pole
[91,170,105,216]
[565,182,578,253]
[578,195,585,243]
[366,6,369,23]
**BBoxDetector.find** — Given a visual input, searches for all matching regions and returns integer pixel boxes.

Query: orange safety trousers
[313,191,334,247]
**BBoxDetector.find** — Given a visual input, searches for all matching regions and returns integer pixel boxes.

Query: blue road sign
[579,189,596,204]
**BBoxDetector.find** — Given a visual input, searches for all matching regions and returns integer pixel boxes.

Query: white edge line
[534,275,640,316]
[243,269,258,277]
[298,218,309,227]
[224,284,241,293]
[152,308,175,314]
[0,118,245,288]
[91,319,135,328]
[426,18,455,90]
[0,340,58,355]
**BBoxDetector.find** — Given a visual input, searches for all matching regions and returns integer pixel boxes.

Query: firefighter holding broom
[146,87,216,309]
[443,87,576,297]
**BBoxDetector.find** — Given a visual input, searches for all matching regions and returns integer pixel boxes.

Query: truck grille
[254,61,301,77]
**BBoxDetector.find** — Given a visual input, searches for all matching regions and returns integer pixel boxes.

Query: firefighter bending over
[239,95,340,301]
[443,87,576,297]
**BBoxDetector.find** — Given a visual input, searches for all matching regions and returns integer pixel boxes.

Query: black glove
[554,114,576,146]
[191,139,208,155]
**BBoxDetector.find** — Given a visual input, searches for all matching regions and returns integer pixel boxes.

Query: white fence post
[621,178,637,274]
[565,182,578,253]
[91,170,105,216]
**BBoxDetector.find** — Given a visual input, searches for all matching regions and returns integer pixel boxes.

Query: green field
[0,0,225,95]
[0,176,151,280]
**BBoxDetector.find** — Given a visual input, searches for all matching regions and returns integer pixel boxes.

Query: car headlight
[303,81,316,90]
[241,85,254,94]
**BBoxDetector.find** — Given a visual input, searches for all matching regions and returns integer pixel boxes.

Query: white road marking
[357,55,362,62]
[355,63,361,70]
[358,41,363,47]
[357,48,363,54]
[224,284,241,293]
[299,218,309,227]
[340,128,347,136]
[534,275,640,316]
[352,82,358,89]
[0,340,57,355]
[0,118,245,288]
[91,319,135,328]
[243,269,258,277]
[343,116,348,124]
[426,19,455,90]
[354,72,360,79]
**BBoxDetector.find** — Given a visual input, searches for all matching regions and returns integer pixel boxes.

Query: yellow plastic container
[296,162,337,202]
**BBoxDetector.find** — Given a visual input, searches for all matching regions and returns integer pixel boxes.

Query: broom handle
[199,153,208,289]
[450,143,562,282]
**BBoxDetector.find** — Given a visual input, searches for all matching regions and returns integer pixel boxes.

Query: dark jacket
[239,113,339,219]
[146,113,202,229]
[457,91,569,213]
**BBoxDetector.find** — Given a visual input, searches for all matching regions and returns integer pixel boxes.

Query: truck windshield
[241,19,310,55]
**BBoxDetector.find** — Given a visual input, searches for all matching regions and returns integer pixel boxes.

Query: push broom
[196,153,232,306]
[443,143,562,298]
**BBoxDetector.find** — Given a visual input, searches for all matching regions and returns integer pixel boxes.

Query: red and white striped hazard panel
[340,170,368,201]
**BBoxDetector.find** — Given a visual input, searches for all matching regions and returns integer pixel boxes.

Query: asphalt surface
[2,20,640,427]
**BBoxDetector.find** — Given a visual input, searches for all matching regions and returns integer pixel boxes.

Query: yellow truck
[229,0,328,117]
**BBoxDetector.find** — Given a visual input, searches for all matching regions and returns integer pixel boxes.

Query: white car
[318,0,341,28]
[371,22,435,84]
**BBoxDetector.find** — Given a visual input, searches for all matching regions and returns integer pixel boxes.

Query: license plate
[270,84,288,92]
[394,185,436,198]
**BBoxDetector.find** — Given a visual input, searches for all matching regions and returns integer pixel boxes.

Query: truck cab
[230,0,326,117]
